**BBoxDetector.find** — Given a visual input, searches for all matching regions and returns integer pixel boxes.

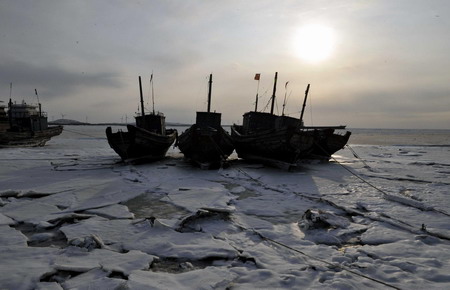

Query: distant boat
[106,76,177,163]
[176,74,234,169]
[231,72,351,169]
[0,90,63,148]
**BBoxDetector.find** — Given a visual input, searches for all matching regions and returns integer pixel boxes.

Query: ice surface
[0,212,15,225]
[0,246,59,289]
[0,225,28,246]
[0,126,449,289]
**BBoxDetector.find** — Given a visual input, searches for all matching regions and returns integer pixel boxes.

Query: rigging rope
[207,129,229,166]
[63,128,106,139]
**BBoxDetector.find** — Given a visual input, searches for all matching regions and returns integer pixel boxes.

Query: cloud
[1,1,450,128]
[0,59,122,100]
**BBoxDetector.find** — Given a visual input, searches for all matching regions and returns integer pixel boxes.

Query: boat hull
[305,128,352,159]
[0,125,63,148]
[231,124,315,167]
[106,125,177,163]
[177,124,234,169]
[231,124,351,168]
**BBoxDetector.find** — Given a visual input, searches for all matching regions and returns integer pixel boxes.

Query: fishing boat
[106,76,177,163]
[176,74,234,169]
[0,89,63,148]
[231,72,351,169]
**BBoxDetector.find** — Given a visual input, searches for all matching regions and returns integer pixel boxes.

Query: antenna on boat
[150,73,155,114]
[207,74,212,113]
[282,81,289,116]
[270,72,278,115]
[139,76,145,117]
[34,89,40,104]
[254,73,261,112]
[299,84,310,126]
[9,83,12,99]
[35,89,42,117]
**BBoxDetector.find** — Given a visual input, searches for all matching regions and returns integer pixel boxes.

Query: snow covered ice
[0,126,450,289]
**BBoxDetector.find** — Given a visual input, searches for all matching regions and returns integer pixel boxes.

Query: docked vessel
[0,94,63,148]
[106,76,177,163]
[177,74,234,169]
[231,72,351,169]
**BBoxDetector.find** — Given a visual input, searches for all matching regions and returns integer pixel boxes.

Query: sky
[1,0,449,129]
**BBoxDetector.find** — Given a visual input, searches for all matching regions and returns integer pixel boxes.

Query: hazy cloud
[0,59,122,99]
[1,0,450,128]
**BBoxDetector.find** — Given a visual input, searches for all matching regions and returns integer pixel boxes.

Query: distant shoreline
[49,119,190,126]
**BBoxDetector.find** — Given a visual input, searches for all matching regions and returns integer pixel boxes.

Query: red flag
[254,73,260,80]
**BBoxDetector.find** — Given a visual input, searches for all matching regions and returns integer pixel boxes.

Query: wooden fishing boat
[177,74,234,169]
[106,76,177,163]
[231,72,350,169]
[0,93,63,148]
[231,112,315,170]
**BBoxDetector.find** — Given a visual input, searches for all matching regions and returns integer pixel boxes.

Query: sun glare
[293,24,336,63]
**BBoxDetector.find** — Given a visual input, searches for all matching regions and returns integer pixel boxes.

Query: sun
[293,24,336,63]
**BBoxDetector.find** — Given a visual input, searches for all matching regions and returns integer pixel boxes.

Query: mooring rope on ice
[247,228,403,290]
[226,145,450,274]
[63,128,106,139]
[329,146,450,219]
[346,144,371,169]
[232,156,450,244]
[220,144,449,288]
[226,165,430,289]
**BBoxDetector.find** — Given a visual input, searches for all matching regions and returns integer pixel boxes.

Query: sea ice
[1,127,450,289]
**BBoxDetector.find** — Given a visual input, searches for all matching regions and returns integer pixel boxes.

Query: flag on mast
[254,73,261,80]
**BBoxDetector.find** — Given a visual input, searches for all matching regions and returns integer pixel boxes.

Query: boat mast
[8,98,12,129]
[139,76,145,117]
[207,74,212,113]
[150,73,155,114]
[270,72,278,115]
[8,83,12,128]
[35,89,42,131]
[299,83,310,126]
[282,81,289,116]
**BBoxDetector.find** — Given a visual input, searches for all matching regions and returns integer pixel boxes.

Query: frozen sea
[0,125,449,289]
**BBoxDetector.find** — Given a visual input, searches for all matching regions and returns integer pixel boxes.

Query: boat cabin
[242,112,277,134]
[7,100,49,132]
[0,104,8,131]
[242,112,304,134]
[135,113,166,134]
[196,111,222,130]
[276,115,303,128]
